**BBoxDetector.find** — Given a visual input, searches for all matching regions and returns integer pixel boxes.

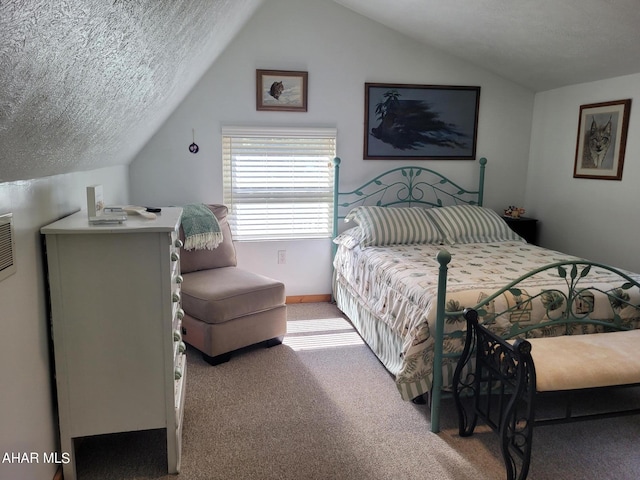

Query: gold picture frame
[256,69,308,112]
[573,99,631,180]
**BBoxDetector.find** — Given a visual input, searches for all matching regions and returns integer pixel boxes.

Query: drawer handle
[179,341,186,354]
[173,329,181,342]
[172,292,180,303]
[174,239,184,248]
[175,275,183,284]
[175,368,182,380]
[177,308,184,320]
[171,252,179,262]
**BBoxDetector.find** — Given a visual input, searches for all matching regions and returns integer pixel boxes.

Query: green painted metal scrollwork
[332,157,486,231]
[432,254,640,433]
[464,261,640,339]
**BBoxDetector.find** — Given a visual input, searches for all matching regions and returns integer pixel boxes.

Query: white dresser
[41,208,186,480]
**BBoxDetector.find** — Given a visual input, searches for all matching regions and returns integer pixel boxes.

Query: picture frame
[364,83,480,160]
[86,185,104,217]
[256,69,308,112]
[573,99,631,180]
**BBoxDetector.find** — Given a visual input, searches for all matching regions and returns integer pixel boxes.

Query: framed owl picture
[256,69,308,112]
[573,99,631,180]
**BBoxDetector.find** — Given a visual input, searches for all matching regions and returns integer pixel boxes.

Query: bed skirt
[333,274,435,401]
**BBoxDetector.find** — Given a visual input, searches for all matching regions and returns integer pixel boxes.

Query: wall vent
[0,213,16,282]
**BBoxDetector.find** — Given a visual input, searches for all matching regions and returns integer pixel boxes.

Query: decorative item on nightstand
[503,205,525,218]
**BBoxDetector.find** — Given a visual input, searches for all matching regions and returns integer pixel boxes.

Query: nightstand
[503,216,538,245]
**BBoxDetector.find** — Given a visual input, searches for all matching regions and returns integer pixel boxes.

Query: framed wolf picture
[364,83,480,160]
[574,99,631,180]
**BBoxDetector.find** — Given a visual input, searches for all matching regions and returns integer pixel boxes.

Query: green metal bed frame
[332,157,486,432]
[331,157,640,434]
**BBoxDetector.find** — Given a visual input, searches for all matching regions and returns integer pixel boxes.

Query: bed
[331,157,640,432]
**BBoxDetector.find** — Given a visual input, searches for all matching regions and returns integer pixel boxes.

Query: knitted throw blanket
[181,204,223,250]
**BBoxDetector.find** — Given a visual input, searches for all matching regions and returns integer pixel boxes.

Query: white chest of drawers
[41,208,186,480]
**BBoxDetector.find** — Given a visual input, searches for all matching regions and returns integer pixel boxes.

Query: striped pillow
[424,205,524,244]
[345,206,444,247]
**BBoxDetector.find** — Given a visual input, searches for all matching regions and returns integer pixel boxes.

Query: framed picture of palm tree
[364,83,480,160]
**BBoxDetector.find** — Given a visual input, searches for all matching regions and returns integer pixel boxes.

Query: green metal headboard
[332,156,487,244]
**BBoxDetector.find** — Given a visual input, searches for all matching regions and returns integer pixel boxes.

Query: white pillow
[424,204,524,244]
[345,206,445,247]
[332,227,364,249]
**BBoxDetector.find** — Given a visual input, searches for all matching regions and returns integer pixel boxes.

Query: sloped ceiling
[2,0,640,183]
[0,0,263,183]
[336,0,640,92]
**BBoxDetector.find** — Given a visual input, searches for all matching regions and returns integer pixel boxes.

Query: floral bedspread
[333,240,640,400]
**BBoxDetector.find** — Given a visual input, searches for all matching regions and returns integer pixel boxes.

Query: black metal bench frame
[452,308,640,480]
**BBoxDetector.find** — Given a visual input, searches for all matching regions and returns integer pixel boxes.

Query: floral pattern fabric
[333,240,640,400]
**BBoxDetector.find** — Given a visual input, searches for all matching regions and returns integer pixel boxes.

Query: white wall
[526,73,640,271]
[129,0,535,295]
[0,166,128,480]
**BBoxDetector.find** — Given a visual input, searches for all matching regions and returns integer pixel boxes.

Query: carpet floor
[74,302,640,480]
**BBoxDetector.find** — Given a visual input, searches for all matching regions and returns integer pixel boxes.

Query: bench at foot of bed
[453,308,640,480]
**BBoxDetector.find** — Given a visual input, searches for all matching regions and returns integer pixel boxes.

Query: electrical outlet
[277,250,286,264]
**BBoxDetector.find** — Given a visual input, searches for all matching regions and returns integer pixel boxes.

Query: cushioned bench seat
[455,308,640,480]
[524,328,640,392]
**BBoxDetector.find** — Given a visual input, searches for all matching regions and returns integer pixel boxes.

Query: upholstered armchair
[178,205,287,365]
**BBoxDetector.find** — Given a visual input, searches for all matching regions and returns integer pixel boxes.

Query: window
[222,126,336,241]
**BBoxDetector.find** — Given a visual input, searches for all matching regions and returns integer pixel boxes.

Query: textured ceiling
[2,0,640,183]
[0,0,263,183]
[335,0,640,92]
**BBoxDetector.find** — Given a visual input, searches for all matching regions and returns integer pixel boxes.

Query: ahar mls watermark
[2,452,70,464]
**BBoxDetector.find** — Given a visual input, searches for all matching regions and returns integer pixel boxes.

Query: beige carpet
[74,302,640,480]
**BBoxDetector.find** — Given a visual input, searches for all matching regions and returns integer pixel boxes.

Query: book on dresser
[41,207,186,480]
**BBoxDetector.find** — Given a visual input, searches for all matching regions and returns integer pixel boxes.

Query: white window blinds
[222,126,336,241]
